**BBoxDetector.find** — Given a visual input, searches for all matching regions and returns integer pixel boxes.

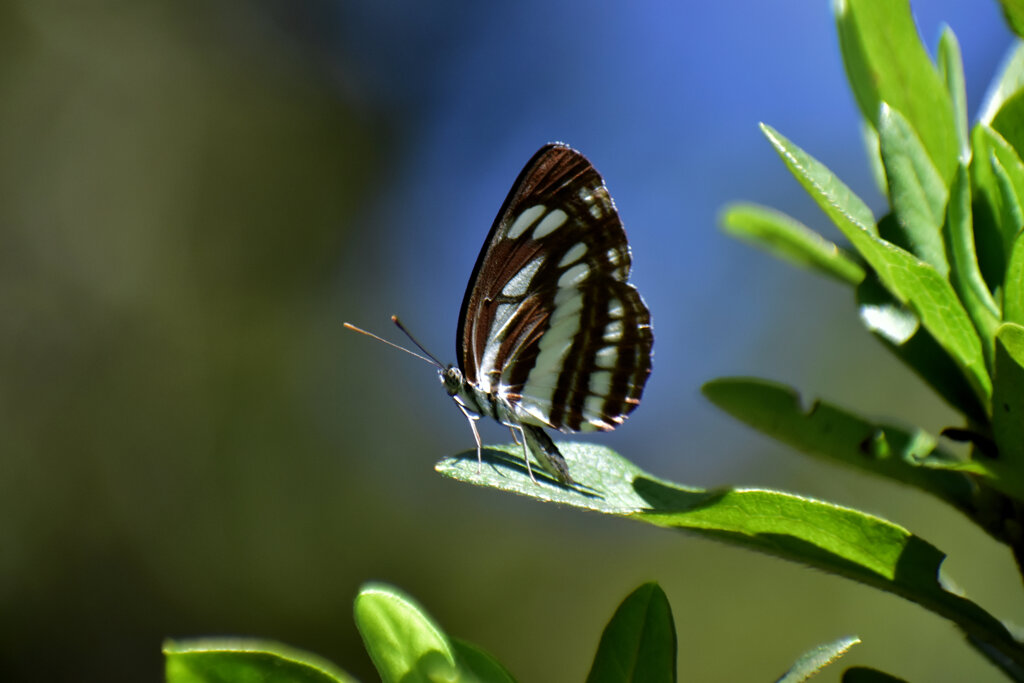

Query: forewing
[458,143,652,432]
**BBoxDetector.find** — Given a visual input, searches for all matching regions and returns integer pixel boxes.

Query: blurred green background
[2,1,1023,681]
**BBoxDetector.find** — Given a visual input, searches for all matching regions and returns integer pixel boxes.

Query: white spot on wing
[603,320,623,343]
[594,345,618,368]
[491,302,516,334]
[558,263,590,288]
[587,187,610,219]
[589,370,612,396]
[518,287,583,416]
[558,242,587,267]
[514,400,555,428]
[550,288,584,326]
[479,303,517,389]
[584,394,606,420]
[608,298,624,319]
[532,209,568,239]
[507,205,546,239]
[500,257,543,297]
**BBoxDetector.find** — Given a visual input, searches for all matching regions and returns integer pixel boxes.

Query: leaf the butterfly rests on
[348,143,653,485]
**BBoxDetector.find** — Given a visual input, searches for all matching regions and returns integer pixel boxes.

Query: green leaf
[452,639,518,683]
[967,635,1024,682]
[971,124,1024,269]
[437,442,663,513]
[775,636,860,683]
[987,125,1024,207]
[762,123,991,406]
[877,103,949,275]
[999,0,1024,39]
[720,203,866,285]
[857,273,919,345]
[586,582,676,683]
[760,123,877,234]
[938,26,969,160]
[163,639,355,683]
[944,163,1001,368]
[701,378,979,521]
[834,0,957,182]
[992,90,1024,160]
[437,442,1024,672]
[980,42,1024,126]
[1006,232,1024,325]
[857,275,989,424]
[993,323,1024,466]
[991,150,1024,255]
[842,667,909,682]
[861,121,889,199]
[354,582,498,683]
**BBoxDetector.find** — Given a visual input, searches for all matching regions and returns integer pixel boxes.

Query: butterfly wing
[457,143,652,433]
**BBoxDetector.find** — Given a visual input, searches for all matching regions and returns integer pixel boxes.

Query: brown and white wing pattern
[456,143,652,433]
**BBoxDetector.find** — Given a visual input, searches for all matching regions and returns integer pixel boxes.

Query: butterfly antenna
[390,315,448,368]
[343,320,443,369]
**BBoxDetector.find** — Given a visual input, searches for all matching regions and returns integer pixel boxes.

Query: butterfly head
[440,365,464,396]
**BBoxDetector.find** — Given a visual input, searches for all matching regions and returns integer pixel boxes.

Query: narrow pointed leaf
[987,125,1024,205]
[938,26,969,159]
[993,323,1024,465]
[877,104,949,274]
[857,276,989,423]
[992,90,1024,159]
[857,276,919,345]
[990,145,1024,253]
[980,42,1024,125]
[941,325,1024,503]
[721,203,865,285]
[834,0,957,181]
[861,120,889,198]
[762,124,991,405]
[945,163,1000,368]
[775,636,859,683]
[164,639,355,683]
[437,442,1024,672]
[761,122,877,235]
[586,582,676,683]
[999,0,1024,39]
[972,124,1024,263]
[1006,233,1024,324]
[701,378,979,522]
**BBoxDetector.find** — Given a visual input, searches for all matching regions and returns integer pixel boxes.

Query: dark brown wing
[457,143,652,432]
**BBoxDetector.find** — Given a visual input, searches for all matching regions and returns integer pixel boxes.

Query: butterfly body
[440,362,573,482]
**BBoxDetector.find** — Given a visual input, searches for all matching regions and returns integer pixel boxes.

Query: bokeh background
[2,1,1022,681]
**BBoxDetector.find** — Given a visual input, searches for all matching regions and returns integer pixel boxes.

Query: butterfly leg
[511,424,538,484]
[509,426,522,445]
[455,402,485,474]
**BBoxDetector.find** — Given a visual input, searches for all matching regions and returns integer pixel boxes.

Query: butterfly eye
[440,366,463,396]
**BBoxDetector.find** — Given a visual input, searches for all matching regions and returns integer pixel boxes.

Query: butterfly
[346,143,652,485]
